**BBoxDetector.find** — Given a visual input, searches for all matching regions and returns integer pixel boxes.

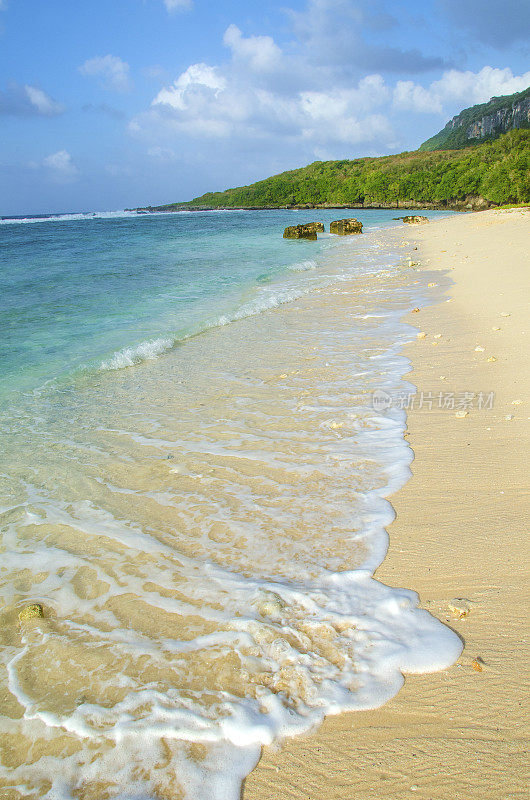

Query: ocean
[0,208,461,799]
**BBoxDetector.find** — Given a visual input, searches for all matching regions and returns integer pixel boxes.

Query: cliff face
[420,87,530,151]
[456,94,530,140]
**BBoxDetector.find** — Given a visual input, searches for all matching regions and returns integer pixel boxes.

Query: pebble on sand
[417,332,427,339]
[433,333,442,339]
[257,592,286,618]
[475,346,485,352]
[411,307,420,313]
[500,312,511,317]
[18,603,44,622]
[455,410,469,418]
[487,356,497,362]
[448,598,471,618]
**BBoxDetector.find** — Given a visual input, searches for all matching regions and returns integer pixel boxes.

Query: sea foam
[100,337,174,370]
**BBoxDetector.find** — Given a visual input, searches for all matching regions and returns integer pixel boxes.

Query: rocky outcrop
[301,222,325,233]
[464,94,530,140]
[450,195,492,211]
[398,215,429,224]
[283,222,323,239]
[330,218,363,235]
[421,87,530,151]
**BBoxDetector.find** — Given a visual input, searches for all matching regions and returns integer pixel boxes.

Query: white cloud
[24,85,64,116]
[393,81,441,114]
[394,67,530,114]
[163,0,193,12]
[152,63,227,112]
[142,25,398,152]
[137,58,396,151]
[79,55,132,92]
[0,83,64,117]
[43,150,79,182]
[431,67,530,107]
[130,7,530,179]
[223,25,282,73]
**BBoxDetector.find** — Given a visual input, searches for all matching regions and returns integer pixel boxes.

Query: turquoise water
[1,208,448,397]
[0,207,461,800]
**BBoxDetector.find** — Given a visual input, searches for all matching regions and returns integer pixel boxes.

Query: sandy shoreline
[245,209,529,799]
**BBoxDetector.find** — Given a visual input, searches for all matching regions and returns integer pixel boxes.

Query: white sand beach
[246,208,530,800]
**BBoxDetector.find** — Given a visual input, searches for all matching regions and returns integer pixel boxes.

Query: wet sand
[245,208,529,799]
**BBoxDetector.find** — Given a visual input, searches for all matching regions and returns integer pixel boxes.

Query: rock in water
[18,603,44,621]
[303,222,325,233]
[283,222,323,239]
[329,218,363,235]
[401,215,429,224]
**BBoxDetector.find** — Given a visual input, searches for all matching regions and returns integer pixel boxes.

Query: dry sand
[245,209,529,799]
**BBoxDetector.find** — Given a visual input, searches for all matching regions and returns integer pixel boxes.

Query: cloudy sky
[1,0,529,214]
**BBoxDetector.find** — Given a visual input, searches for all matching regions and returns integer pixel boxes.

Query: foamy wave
[100,279,327,372]
[100,337,174,370]
[288,259,317,272]
[0,208,244,225]
[0,210,148,225]
[216,279,325,328]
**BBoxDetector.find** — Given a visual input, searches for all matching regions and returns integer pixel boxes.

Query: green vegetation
[153,130,530,211]
[420,87,530,151]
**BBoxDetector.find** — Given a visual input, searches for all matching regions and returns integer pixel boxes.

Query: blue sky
[1,0,529,214]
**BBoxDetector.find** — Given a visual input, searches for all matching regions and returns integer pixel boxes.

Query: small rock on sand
[257,592,286,618]
[455,410,468,418]
[448,598,471,618]
[417,332,427,339]
[18,603,44,622]
[475,346,485,352]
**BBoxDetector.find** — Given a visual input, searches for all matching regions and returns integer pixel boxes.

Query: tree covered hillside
[151,131,529,211]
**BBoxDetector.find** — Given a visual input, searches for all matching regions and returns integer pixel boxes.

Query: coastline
[244,208,529,798]
[137,200,493,213]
